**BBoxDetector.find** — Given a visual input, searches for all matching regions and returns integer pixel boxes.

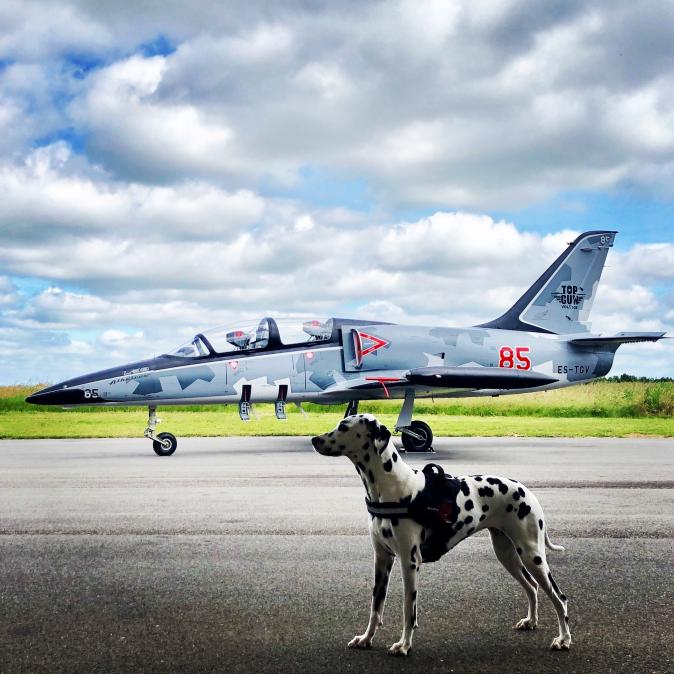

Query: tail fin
[477,230,617,334]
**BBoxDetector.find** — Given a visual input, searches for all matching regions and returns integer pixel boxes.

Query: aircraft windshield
[168,317,335,357]
[170,335,211,358]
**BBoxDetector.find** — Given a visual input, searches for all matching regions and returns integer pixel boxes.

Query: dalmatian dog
[311,414,571,656]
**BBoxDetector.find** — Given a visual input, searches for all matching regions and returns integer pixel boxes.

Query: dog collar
[365,499,416,518]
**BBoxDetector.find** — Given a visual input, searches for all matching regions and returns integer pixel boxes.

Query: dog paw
[348,635,372,649]
[550,635,571,651]
[514,618,537,630]
[388,641,410,656]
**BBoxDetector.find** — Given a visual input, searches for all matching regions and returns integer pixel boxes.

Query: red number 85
[499,346,531,370]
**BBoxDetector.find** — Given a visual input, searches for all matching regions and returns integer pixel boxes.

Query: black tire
[401,420,433,452]
[153,432,177,456]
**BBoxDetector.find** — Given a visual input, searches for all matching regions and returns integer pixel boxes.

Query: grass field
[1,381,673,438]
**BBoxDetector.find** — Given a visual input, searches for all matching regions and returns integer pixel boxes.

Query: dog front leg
[389,546,421,656]
[348,545,394,649]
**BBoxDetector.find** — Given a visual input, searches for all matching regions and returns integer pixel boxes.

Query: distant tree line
[603,374,674,383]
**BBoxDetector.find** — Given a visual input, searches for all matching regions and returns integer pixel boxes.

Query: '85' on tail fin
[478,230,616,334]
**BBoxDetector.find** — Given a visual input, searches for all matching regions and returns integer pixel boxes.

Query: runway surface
[0,436,672,673]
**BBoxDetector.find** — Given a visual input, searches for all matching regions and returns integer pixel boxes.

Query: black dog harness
[365,463,462,563]
[365,463,461,527]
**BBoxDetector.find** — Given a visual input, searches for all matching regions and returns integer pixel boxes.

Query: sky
[0,0,673,384]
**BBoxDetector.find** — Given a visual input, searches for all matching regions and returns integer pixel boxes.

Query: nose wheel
[144,406,178,456]
[400,420,434,453]
[152,432,178,456]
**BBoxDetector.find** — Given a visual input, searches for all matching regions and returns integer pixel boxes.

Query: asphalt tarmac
[0,436,672,673]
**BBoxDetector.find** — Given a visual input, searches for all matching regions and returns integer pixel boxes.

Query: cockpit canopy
[168,317,335,358]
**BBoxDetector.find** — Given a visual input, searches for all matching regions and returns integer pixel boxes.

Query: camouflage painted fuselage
[25,322,615,407]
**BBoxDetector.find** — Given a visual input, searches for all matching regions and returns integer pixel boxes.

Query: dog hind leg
[520,550,571,650]
[348,543,394,649]
[489,528,539,630]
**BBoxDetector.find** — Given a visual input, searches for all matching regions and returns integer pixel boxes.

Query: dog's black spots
[455,520,464,530]
[478,486,494,498]
[560,593,567,601]
[517,502,532,519]
[328,431,334,437]
[410,545,417,560]
[518,487,525,497]
[409,563,416,570]
[565,615,569,623]
[512,491,520,501]
[374,571,381,585]
[412,590,417,601]
[464,499,474,511]
[517,547,523,555]
[339,445,345,451]
[356,433,361,438]
[413,469,419,474]
[460,481,470,496]
[383,459,393,472]
[356,462,366,473]
[467,527,475,535]
[506,504,514,512]
[486,477,501,485]
[533,555,542,565]
[498,483,508,495]
[363,453,370,463]
[392,452,398,462]
[329,439,335,445]
[368,470,375,483]
[479,514,486,521]
[539,518,544,530]
[391,517,399,526]
[548,572,563,598]
[362,442,370,451]
[338,423,348,433]
[521,566,534,584]
[382,528,392,538]
[482,504,490,512]
[378,445,387,455]
[474,476,483,482]
[464,516,473,524]
[509,478,519,483]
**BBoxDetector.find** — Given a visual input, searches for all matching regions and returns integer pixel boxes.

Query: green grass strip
[1,409,672,439]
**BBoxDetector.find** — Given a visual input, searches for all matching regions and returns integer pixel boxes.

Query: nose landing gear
[144,406,178,456]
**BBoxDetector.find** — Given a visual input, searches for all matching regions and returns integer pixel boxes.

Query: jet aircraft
[27,230,666,455]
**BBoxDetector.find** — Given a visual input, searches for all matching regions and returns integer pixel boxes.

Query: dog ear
[379,424,391,444]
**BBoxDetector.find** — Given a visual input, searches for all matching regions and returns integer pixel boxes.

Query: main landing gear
[144,406,178,456]
[343,390,434,453]
[396,389,434,453]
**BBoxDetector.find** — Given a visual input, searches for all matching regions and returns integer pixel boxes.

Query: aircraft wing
[321,366,557,398]
[404,366,558,389]
[568,331,666,346]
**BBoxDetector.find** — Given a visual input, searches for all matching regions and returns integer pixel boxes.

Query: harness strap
[365,499,415,519]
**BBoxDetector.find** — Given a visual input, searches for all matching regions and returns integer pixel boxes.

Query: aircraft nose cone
[24,385,87,406]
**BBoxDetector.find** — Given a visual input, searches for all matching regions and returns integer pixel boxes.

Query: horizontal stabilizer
[569,332,666,346]
[405,366,558,389]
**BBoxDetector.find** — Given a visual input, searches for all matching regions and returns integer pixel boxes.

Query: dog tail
[545,531,565,552]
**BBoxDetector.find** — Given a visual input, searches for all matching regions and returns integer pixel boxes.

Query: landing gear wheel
[153,432,177,456]
[401,420,433,453]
